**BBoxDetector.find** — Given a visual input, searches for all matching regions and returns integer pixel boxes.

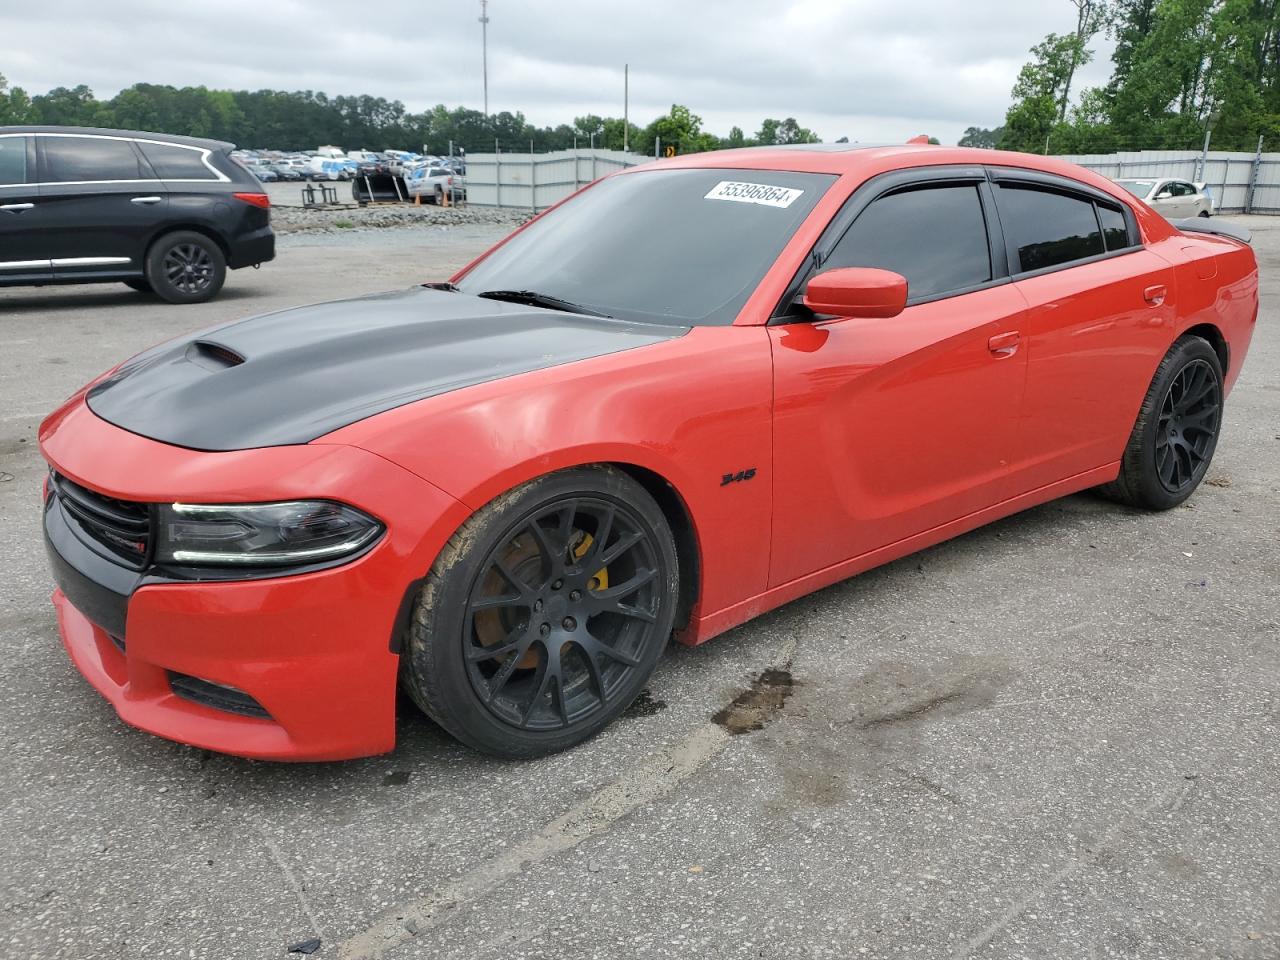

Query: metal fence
[463,148,652,211]
[1055,146,1279,214]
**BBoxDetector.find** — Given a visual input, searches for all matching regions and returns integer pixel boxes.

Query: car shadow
[0,286,259,311]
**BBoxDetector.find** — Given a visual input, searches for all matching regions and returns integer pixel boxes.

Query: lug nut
[539,623,551,637]
[533,599,543,612]
[562,617,577,631]
[569,589,582,601]
[552,579,563,590]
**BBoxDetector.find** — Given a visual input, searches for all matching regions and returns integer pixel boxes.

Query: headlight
[155,501,383,567]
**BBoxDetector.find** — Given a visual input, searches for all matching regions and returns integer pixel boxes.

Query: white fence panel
[1055,149,1278,213]
[464,149,653,211]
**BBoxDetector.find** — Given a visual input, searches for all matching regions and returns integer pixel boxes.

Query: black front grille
[168,673,272,719]
[50,471,152,569]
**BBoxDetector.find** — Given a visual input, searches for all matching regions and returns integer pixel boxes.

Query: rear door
[992,172,1178,492]
[0,134,49,283]
[768,169,1029,586]
[36,134,170,280]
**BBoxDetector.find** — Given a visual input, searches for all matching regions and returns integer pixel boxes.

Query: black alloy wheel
[145,231,227,304]
[1154,358,1221,494]
[1098,335,1224,510]
[402,466,679,758]
[465,497,660,731]
[163,243,215,297]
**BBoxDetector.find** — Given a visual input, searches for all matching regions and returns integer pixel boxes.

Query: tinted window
[999,186,1103,272]
[1098,205,1133,251]
[0,137,27,185]
[138,142,217,180]
[823,184,992,300]
[456,168,835,326]
[43,136,146,183]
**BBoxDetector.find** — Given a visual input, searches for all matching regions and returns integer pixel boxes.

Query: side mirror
[803,267,908,319]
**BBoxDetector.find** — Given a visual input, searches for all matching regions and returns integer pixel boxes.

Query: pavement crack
[254,820,327,944]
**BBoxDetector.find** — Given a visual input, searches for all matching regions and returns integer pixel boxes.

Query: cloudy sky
[0,0,1114,145]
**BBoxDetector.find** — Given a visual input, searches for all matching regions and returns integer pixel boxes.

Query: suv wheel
[145,231,226,304]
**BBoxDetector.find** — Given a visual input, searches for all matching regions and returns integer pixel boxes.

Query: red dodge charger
[40,144,1258,760]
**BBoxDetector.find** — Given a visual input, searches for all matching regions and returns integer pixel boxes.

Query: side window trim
[989,171,1142,278]
[770,165,1006,323]
[33,133,227,186]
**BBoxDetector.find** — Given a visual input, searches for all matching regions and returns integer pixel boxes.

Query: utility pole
[479,0,490,116]
[623,63,629,153]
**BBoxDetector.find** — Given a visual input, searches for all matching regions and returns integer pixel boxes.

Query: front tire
[402,466,679,758]
[1098,335,1224,510]
[145,231,226,304]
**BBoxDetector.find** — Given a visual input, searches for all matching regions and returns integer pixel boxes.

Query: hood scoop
[185,340,246,371]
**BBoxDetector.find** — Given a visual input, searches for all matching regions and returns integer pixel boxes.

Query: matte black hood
[87,286,686,451]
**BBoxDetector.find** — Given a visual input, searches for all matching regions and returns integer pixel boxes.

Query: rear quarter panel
[1155,233,1259,393]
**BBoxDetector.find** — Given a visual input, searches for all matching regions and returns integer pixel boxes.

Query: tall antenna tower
[479,0,490,116]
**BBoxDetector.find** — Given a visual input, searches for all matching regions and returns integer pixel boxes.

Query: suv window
[998,185,1104,272]
[822,184,992,300]
[0,137,27,185]
[42,136,146,183]
[137,142,218,181]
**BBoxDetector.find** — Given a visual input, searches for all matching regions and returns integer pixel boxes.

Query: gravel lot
[262,182,532,235]
[0,218,1277,960]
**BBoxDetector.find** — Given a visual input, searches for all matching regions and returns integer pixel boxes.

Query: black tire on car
[123,278,154,294]
[433,185,444,205]
[402,465,680,758]
[1098,335,1224,510]
[144,231,226,304]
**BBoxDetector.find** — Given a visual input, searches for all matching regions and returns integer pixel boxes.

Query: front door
[35,134,169,281]
[768,178,1028,587]
[0,135,49,283]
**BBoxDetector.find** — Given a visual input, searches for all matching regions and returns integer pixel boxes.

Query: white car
[1114,177,1215,218]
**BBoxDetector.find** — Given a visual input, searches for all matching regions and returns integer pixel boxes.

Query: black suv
[0,126,274,304]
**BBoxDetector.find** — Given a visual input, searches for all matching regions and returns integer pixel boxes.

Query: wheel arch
[145,223,231,263]
[610,461,702,634]
[1181,321,1229,375]
[389,457,706,655]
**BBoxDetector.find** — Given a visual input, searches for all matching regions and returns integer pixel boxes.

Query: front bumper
[40,396,470,761]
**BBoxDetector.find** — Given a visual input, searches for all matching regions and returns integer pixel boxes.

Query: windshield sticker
[704,180,804,209]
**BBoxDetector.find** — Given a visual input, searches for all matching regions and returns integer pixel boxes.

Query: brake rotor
[473,529,608,669]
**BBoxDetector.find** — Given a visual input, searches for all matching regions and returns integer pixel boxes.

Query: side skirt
[677,462,1120,646]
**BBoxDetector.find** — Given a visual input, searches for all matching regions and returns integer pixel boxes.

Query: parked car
[0,125,274,303]
[38,144,1256,761]
[1114,177,1215,217]
[269,163,303,181]
[307,155,357,181]
[249,163,278,182]
[404,164,465,203]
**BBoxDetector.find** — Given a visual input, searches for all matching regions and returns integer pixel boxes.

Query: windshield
[456,167,836,326]
[1115,179,1156,199]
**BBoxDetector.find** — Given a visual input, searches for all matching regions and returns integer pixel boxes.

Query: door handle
[1143,284,1167,306]
[130,196,163,205]
[988,331,1021,357]
[0,203,34,212]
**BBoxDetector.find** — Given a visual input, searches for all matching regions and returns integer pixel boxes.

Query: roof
[0,125,234,151]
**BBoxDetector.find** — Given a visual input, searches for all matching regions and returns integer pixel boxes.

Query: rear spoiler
[1172,217,1251,244]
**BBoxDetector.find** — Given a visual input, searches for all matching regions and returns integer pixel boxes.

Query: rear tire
[433,186,444,205]
[145,231,226,304]
[402,466,679,758]
[1097,335,1224,510]
[1199,210,1211,218]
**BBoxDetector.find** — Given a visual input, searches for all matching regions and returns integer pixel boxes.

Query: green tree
[1000,32,1093,151]
[0,74,36,124]
[958,125,1004,147]
[643,104,718,154]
